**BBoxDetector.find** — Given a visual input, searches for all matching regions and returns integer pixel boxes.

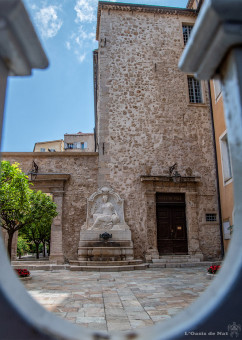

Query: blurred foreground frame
[0,0,242,339]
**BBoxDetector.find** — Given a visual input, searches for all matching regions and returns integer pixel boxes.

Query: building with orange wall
[187,0,234,252]
[210,80,234,252]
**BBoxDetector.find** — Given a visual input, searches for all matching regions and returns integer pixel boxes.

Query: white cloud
[74,0,117,24]
[64,0,116,62]
[35,5,63,39]
[65,25,97,63]
[77,53,86,63]
[29,3,37,10]
[65,41,71,50]
[78,26,96,42]
[74,0,96,23]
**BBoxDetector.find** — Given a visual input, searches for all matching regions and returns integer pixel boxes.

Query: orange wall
[210,80,234,252]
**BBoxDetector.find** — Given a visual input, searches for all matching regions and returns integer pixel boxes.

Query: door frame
[156,192,188,255]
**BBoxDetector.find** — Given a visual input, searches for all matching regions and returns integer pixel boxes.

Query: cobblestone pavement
[23,267,211,332]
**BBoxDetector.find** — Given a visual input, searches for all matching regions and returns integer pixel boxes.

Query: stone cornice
[96,1,197,40]
[29,173,71,182]
[1,152,99,157]
[140,175,201,183]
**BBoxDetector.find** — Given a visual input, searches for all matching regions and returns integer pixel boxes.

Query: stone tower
[94,2,221,260]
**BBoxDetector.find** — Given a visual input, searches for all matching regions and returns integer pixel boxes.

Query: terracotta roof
[96,1,197,40]
[64,133,94,136]
[34,139,63,145]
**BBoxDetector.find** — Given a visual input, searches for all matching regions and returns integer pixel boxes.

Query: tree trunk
[43,243,45,257]
[35,242,40,259]
[7,231,14,261]
[47,241,50,255]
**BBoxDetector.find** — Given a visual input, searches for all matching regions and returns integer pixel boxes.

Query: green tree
[17,236,30,259]
[21,191,57,259]
[0,161,32,260]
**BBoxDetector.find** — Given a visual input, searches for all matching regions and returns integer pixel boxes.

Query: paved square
[23,267,211,332]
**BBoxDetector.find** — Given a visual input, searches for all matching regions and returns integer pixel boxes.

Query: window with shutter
[220,132,233,184]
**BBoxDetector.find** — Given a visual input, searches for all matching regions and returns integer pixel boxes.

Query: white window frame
[213,79,222,102]
[219,131,233,185]
[67,143,74,149]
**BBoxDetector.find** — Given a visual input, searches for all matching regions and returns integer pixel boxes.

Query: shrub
[15,269,30,277]
[207,265,220,274]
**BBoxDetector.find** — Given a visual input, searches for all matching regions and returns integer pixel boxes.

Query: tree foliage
[20,191,58,259]
[0,161,58,260]
[17,236,30,258]
[0,161,32,259]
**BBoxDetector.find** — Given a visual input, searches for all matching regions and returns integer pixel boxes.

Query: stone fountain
[78,187,134,262]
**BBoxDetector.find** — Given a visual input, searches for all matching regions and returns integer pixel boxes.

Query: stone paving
[22,267,211,333]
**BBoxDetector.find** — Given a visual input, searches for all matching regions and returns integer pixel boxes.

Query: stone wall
[96,4,221,260]
[1,4,222,262]
[2,152,98,261]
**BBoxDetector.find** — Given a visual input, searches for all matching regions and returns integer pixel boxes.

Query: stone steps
[12,262,69,271]
[153,255,202,263]
[149,254,221,268]
[12,258,221,271]
[12,261,53,266]
[69,259,143,266]
[149,261,222,269]
[70,263,149,272]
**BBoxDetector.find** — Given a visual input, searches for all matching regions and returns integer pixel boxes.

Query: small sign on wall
[223,221,231,240]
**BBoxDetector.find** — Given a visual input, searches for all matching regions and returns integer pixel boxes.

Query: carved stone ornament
[82,187,130,231]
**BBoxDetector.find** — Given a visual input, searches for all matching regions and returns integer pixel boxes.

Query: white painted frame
[219,130,233,186]
[213,79,222,103]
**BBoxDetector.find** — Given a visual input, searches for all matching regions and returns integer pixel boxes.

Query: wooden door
[156,193,188,254]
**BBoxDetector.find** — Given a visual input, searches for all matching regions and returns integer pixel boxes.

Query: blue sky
[2,0,188,152]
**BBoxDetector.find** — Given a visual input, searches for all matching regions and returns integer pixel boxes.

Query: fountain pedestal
[78,230,134,261]
[71,187,146,270]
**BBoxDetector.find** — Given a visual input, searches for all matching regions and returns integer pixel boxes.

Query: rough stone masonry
[2,2,222,262]
[94,2,221,260]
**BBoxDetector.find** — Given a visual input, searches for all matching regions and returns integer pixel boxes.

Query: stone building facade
[64,132,95,152]
[33,140,64,152]
[94,2,221,260]
[2,1,222,263]
[2,152,98,262]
